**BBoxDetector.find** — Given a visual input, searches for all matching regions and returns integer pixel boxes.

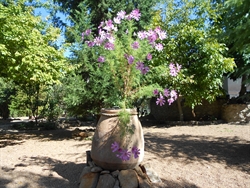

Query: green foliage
[216,0,250,94]
[0,0,68,85]
[118,109,134,137]
[151,0,235,107]
[64,1,159,115]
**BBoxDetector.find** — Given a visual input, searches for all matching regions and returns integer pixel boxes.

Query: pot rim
[100,108,138,116]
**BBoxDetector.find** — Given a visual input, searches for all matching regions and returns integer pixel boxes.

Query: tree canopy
[0,0,68,85]
[149,0,235,109]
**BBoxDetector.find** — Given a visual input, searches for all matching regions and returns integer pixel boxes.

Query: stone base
[78,151,161,188]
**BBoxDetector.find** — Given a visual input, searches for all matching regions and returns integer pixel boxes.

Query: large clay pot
[91,108,144,171]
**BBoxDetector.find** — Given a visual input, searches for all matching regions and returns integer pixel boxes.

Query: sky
[34,3,71,57]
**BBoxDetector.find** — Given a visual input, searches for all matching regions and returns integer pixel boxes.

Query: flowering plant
[82,9,182,162]
[81,9,169,109]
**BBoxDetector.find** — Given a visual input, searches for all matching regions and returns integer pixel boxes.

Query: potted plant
[81,9,180,170]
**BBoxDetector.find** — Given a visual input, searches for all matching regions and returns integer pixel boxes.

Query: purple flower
[111,142,120,152]
[131,147,140,158]
[153,89,159,96]
[130,9,141,21]
[164,88,170,97]
[147,53,152,60]
[127,55,134,64]
[156,93,165,106]
[104,42,115,50]
[131,41,139,49]
[141,66,150,74]
[85,29,91,36]
[155,43,163,51]
[136,61,144,71]
[117,10,126,20]
[118,149,131,161]
[98,56,105,63]
[86,41,95,47]
[147,33,158,44]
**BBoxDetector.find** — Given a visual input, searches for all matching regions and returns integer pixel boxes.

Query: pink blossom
[169,63,181,76]
[168,98,175,105]
[98,29,107,40]
[98,21,104,29]
[117,10,126,19]
[98,56,105,63]
[153,89,159,96]
[130,9,141,21]
[104,20,114,31]
[155,43,163,51]
[114,17,121,24]
[85,29,91,36]
[131,41,139,49]
[154,26,162,33]
[170,90,178,100]
[137,31,147,40]
[147,53,152,60]
[164,88,170,97]
[107,35,115,43]
[158,30,167,40]
[94,37,103,46]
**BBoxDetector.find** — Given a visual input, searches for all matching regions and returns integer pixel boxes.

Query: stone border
[78,151,162,188]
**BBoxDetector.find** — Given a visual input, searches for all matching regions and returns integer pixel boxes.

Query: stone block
[118,169,138,188]
[79,172,99,188]
[78,166,91,183]
[96,174,116,188]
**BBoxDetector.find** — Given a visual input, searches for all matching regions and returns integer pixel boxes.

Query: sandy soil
[0,121,249,188]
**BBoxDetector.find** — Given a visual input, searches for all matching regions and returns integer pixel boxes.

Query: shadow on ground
[0,121,95,148]
[144,133,250,174]
[0,156,85,188]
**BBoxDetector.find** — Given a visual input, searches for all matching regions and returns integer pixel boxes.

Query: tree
[149,0,235,119]
[0,78,15,119]
[53,0,158,33]
[216,0,250,97]
[0,0,68,85]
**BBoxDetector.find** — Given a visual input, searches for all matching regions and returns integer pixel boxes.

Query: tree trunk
[239,74,248,96]
[176,96,183,121]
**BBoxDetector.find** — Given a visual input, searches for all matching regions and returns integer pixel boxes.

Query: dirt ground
[0,120,249,188]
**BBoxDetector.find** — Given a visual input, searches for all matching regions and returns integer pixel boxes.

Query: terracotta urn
[91,108,144,170]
